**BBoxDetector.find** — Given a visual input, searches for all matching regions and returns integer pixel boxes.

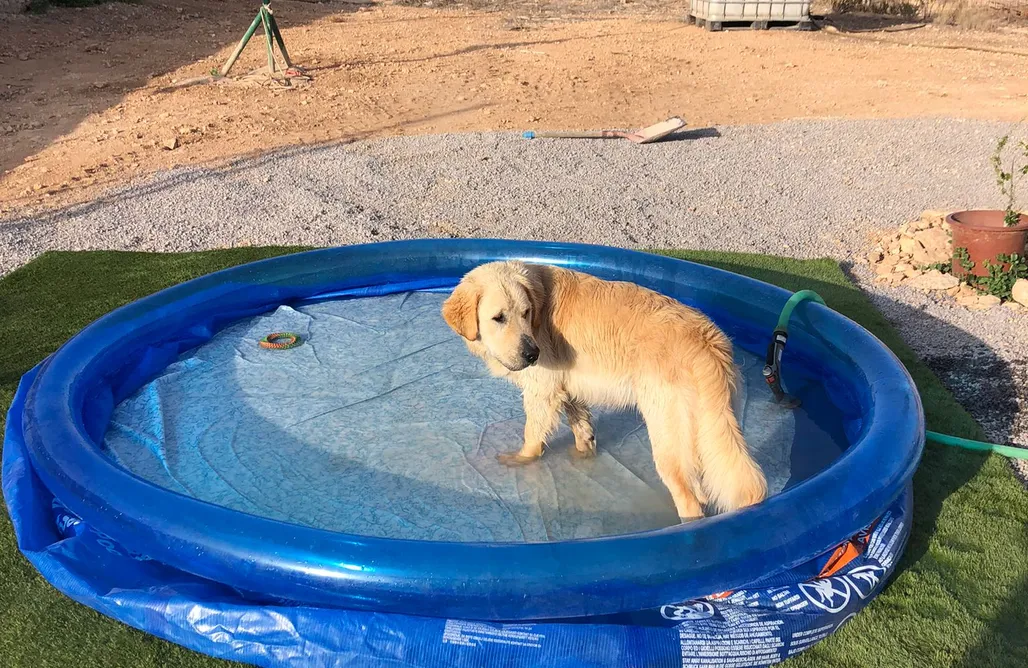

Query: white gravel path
[2,117,1025,474]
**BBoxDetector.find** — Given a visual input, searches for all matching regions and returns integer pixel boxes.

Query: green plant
[926,259,953,274]
[978,253,1028,301]
[950,246,1028,301]
[954,246,975,275]
[991,133,1028,227]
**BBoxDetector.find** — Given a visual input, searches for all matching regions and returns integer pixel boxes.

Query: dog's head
[441,261,545,371]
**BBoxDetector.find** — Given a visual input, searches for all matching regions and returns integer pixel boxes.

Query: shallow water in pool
[103,291,849,542]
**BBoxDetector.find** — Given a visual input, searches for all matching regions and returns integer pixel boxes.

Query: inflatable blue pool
[3,240,923,667]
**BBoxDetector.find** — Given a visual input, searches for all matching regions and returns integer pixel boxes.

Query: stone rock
[899,237,921,255]
[911,245,933,266]
[957,293,1000,310]
[893,263,912,273]
[904,267,921,279]
[1004,301,1023,312]
[906,270,959,291]
[946,285,961,296]
[1012,278,1028,308]
[162,136,179,150]
[891,274,907,285]
[920,210,948,227]
[913,227,950,263]
[914,226,949,248]
[866,249,883,264]
[875,261,895,276]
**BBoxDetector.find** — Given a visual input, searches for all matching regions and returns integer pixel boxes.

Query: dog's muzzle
[520,336,540,366]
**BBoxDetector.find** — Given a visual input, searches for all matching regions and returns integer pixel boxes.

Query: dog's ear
[442,279,481,340]
[521,264,549,331]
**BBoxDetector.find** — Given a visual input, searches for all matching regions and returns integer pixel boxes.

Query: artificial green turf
[0,248,1025,668]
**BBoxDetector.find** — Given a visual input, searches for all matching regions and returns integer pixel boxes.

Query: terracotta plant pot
[947,210,1028,278]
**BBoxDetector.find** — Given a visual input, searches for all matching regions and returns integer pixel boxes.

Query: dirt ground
[2,0,1028,215]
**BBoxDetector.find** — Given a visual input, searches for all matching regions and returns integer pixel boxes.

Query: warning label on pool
[678,612,785,667]
[442,620,545,649]
[429,497,908,668]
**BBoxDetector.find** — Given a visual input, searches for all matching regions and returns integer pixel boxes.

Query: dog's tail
[692,323,768,513]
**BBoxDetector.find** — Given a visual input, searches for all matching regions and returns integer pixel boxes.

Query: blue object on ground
[4,240,923,666]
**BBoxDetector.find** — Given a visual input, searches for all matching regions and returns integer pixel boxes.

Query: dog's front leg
[497,388,563,466]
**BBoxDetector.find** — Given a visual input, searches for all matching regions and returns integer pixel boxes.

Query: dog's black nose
[520,336,540,365]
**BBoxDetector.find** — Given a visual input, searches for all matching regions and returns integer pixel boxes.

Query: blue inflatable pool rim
[7,240,924,626]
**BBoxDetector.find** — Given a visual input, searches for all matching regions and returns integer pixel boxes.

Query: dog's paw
[496,451,540,467]
[570,443,597,459]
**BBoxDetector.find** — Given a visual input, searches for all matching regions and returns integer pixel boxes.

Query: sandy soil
[2,0,1028,214]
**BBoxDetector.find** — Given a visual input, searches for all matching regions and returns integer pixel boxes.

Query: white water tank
[688,0,813,30]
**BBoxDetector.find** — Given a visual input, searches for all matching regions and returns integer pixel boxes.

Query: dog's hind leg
[655,455,704,521]
[563,397,597,458]
[639,397,705,521]
[498,385,563,466]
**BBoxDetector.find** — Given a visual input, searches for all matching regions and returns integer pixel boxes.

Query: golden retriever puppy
[441,260,767,520]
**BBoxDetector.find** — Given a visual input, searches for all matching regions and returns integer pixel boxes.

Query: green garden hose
[776,290,826,332]
[769,289,1028,460]
[923,431,1028,459]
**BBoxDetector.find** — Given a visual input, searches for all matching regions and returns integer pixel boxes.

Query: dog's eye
[492,313,506,324]
[522,308,530,319]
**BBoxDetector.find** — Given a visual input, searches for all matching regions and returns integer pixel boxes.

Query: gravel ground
[2,117,1025,477]
[852,267,1028,483]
